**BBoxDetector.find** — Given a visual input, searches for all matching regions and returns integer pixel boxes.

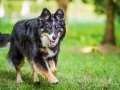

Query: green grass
[0,48,120,90]
[0,20,120,89]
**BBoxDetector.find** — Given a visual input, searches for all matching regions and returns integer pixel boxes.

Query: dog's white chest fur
[46,48,57,57]
[41,36,57,57]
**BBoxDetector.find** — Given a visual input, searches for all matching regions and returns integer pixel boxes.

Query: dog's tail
[0,32,11,47]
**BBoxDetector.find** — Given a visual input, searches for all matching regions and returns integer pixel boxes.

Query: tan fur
[39,48,47,53]
[58,32,62,37]
[15,58,24,83]
[41,32,48,36]
[29,60,58,84]
[48,60,57,74]
[16,70,23,83]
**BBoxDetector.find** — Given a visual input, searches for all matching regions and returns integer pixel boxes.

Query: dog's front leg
[30,57,58,84]
[48,60,57,74]
[48,55,58,74]
[29,60,40,83]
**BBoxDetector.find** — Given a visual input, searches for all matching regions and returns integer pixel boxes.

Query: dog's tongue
[50,41,56,46]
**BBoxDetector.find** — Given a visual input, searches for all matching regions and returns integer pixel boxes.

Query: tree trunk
[101,0,115,45]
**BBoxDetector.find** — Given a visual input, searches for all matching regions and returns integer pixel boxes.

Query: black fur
[0,33,10,47]
[7,8,66,84]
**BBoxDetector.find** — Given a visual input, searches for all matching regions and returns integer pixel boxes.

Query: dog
[7,8,66,84]
[0,32,10,47]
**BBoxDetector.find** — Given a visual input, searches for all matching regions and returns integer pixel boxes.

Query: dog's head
[39,8,66,47]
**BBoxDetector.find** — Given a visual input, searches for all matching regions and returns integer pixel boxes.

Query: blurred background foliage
[82,0,120,20]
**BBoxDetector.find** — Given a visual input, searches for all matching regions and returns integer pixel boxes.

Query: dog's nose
[52,36,57,40]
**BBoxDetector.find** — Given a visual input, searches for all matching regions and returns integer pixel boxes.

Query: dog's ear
[54,9,64,20]
[40,8,51,21]
[60,27,66,41]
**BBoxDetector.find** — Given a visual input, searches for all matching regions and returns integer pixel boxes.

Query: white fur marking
[53,22,55,25]
[41,28,44,31]
[47,48,57,57]
[48,32,55,41]
[61,28,63,32]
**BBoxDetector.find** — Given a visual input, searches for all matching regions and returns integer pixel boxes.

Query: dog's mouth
[41,33,59,47]
[50,40,56,46]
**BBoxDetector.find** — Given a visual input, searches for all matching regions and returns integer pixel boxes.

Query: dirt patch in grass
[81,44,120,54]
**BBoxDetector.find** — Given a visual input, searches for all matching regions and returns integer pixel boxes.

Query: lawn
[0,20,120,90]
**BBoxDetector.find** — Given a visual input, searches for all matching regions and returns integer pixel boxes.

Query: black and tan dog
[0,8,66,84]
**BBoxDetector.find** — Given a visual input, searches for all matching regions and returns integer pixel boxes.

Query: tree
[82,0,120,45]
[102,0,115,45]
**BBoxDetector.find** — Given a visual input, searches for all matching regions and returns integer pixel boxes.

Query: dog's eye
[55,25,58,29]
[48,25,52,29]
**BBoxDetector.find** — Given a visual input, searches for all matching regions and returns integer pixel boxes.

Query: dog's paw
[34,79,40,84]
[51,78,58,85]
[48,77,58,85]
[16,79,24,83]
[34,81,40,84]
